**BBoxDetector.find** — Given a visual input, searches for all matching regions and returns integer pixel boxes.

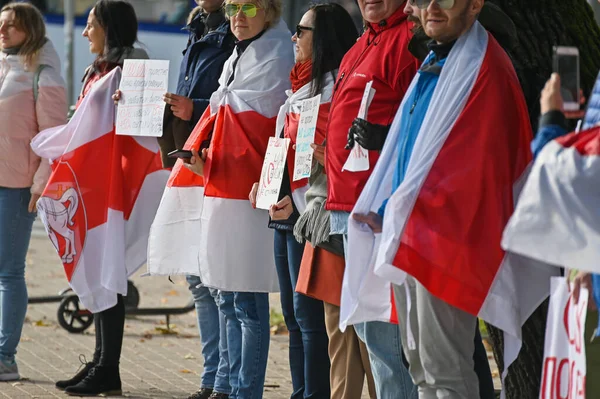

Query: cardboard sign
[539,277,589,399]
[256,137,290,210]
[343,80,375,172]
[116,60,169,137]
[293,94,321,181]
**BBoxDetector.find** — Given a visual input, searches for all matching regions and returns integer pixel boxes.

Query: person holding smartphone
[162,2,235,399]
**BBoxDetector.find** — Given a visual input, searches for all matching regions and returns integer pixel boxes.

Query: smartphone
[553,46,580,111]
[167,149,193,159]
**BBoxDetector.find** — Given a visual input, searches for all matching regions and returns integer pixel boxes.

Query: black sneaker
[187,388,213,399]
[64,365,122,397]
[208,393,230,399]
[55,355,95,391]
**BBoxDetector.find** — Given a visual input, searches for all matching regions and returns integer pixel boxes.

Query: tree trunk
[483,1,600,398]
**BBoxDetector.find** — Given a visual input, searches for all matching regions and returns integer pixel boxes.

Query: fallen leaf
[33,320,51,327]
[180,369,193,374]
[160,298,168,304]
[165,289,179,296]
[154,326,178,335]
[139,339,146,343]
[143,333,153,340]
[491,370,499,378]
[184,353,196,360]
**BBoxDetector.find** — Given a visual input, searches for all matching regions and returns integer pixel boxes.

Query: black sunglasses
[296,25,314,38]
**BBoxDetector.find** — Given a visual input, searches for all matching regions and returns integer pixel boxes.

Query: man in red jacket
[320,0,420,397]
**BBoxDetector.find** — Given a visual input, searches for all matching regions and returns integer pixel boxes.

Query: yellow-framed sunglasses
[224,3,262,18]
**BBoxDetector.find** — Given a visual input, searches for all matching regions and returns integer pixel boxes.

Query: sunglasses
[295,25,314,38]
[410,0,455,10]
[224,3,262,18]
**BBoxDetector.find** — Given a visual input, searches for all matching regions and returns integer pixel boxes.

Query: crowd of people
[0,0,599,398]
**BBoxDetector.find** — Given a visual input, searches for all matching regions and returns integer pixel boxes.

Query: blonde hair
[1,2,46,69]
[225,0,282,29]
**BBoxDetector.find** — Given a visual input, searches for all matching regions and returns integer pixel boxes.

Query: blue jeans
[218,291,270,399]
[354,322,417,399]
[274,229,330,399]
[0,187,35,361]
[187,275,231,395]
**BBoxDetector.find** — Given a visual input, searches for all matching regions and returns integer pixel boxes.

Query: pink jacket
[0,39,67,195]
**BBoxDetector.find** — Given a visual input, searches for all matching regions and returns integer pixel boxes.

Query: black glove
[345,118,391,151]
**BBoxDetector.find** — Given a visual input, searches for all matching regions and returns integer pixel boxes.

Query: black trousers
[92,295,125,367]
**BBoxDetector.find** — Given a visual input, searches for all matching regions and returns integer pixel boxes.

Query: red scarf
[290,60,313,93]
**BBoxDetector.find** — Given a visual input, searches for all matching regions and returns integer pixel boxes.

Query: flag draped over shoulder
[31,68,169,313]
[147,20,295,292]
[502,127,600,274]
[342,21,557,384]
[275,74,334,213]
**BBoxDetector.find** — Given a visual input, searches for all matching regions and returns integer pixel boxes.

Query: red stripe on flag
[555,126,600,156]
[41,127,163,280]
[391,38,532,315]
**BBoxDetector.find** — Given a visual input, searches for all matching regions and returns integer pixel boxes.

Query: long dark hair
[309,2,358,97]
[93,0,138,62]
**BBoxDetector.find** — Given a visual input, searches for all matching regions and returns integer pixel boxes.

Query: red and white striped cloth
[31,68,168,313]
[342,22,557,387]
[147,20,295,292]
[502,127,600,274]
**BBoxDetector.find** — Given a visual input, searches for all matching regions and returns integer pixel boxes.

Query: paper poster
[343,80,376,172]
[293,94,321,181]
[116,59,170,137]
[539,277,588,399]
[256,137,291,210]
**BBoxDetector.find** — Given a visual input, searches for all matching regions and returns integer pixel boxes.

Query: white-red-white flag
[502,127,600,274]
[342,22,558,388]
[31,68,169,313]
[147,20,295,292]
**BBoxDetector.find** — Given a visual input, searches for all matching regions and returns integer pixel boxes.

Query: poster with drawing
[116,60,169,137]
[256,137,291,210]
[293,94,321,181]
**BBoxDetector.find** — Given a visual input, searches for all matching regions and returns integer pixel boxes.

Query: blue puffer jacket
[177,12,235,127]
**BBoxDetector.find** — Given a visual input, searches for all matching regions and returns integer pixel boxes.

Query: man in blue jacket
[161,2,235,399]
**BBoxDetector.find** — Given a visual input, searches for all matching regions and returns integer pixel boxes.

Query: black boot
[55,356,95,391]
[64,365,122,397]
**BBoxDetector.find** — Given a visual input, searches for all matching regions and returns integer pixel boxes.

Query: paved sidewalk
[1,222,499,398]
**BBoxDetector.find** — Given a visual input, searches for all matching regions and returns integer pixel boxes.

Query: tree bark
[484,1,600,398]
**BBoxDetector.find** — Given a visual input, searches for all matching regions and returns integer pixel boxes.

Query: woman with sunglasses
[52,1,149,396]
[248,4,359,398]
[159,1,294,398]
[0,2,66,382]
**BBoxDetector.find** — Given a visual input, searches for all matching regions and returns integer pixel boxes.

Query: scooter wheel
[57,295,94,333]
[124,280,140,309]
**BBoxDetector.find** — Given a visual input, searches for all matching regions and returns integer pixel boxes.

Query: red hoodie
[325,6,418,212]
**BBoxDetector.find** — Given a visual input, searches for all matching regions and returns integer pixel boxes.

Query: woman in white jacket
[0,2,66,381]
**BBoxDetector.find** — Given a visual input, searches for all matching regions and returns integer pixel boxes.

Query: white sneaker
[0,358,19,381]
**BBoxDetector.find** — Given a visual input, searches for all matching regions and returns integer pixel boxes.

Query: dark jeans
[274,229,330,399]
[474,323,495,399]
[92,295,125,367]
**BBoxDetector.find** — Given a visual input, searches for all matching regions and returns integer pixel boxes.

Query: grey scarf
[293,162,331,247]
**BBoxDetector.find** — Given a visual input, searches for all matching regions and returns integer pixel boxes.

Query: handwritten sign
[293,94,321,181]
[116,59,169,137]
[539,277,588,399]
[343,80,375,172]
[256,137,291,210]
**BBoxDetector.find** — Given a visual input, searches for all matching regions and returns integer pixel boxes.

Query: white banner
[540,277,589,399]
[293,94,321,181]
[116,59,169,137]
[256,137,290,210]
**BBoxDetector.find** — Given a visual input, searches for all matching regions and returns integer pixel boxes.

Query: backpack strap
[33,64,49,103]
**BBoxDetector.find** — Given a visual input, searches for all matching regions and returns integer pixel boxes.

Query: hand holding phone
[167,149,193,161]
